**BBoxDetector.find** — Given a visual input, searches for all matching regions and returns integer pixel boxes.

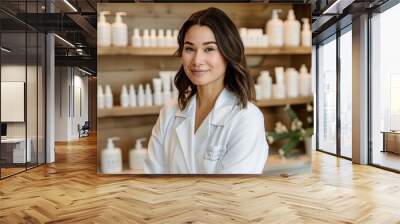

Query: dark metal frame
[0,0,47,180]
[367,0,400,173]
[315,19,353,162]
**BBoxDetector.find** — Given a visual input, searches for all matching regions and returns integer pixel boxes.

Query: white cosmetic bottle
[286,68,299,98]
[284,9,300,47]
[142,29,150,47]
[129,138,148,171]
[299,64,311,96]
[120,84,129,108]
[97,85,105,109]
[165,29,173,47]
[111,12,128,47]
[137,84,145,107]
[128,84,137,107]
[301,18,312,47]
[150,29,157,47]
[145,84,153,106]
[101,137,122,174]
[132,28,142,47]
[157,29,165,47]
[267,9,283,47]
[97,11,111,47]
[159,71,171,104]
[257,71,272,99]
[173,29,179,47]
[152,78,163,106]
[104,85,113,108]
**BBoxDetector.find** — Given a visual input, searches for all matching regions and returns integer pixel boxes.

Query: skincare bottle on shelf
[267,9,283,47]
[97,85,105,109]
[111,12,128,47]
[255,84,262,101]
[273,84,285,99]
[165,29,173,47]
[299,64,311,96]
[97,11,111,47]
[101,137,122,174]
[145,84,153,106]
[284,9,300,47]
[170,71,178,100]
[286,68,299,98]
[142,29,150,47]
[129,84,137,107]
[275,67,285,85]
[157,29,165,47]
[137,84,145,107]
[257,71,272,99]
[120,84,129,108]
[152,78,163,106]
[132,28,142,47]
[104,85,113,108]
[173,29,179,47]
[301,18,312,47]
[150,29,157,47]
[129,138,148,171]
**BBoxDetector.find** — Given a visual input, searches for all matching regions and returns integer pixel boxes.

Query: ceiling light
[78,67,93,76]
[54,34,75,48]
[323,0,355,15]
[63,0,78,12]
[1,47,11,53]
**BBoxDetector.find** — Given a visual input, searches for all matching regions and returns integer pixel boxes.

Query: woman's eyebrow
[183,41,217,45]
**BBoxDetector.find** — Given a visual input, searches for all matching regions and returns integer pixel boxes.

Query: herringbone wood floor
[1,135,400,224]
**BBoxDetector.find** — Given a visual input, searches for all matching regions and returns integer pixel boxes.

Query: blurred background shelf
[98,46,312,56]
[256,96,313,107]
[98,96,313,118]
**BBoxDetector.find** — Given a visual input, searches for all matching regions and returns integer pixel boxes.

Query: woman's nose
[191,50,205,66]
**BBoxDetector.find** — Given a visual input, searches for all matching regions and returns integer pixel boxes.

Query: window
[339,27,352,158]
[371,2,400,171]
[317,35,337,155]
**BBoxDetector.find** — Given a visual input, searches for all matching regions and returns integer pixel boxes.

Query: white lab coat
[144,88,269,174]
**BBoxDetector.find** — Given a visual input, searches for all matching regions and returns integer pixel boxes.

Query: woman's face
[181,25,227,88]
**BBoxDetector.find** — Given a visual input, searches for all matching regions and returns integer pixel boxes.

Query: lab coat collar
[175,88,236,126]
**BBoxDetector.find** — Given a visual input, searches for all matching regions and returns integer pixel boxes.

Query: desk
[381,131,400,154]
[1,138,31,163]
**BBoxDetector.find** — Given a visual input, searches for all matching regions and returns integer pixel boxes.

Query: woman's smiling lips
[191,69,209,76]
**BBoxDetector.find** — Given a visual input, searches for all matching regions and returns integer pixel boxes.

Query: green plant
[266,104,313,158]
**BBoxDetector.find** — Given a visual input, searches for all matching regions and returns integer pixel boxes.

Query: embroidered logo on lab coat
[204,145,226,161]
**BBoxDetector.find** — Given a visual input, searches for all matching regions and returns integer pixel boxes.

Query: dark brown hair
[174,7,255,111]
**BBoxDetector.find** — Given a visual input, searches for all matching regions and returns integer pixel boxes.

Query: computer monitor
[1,123,7,137]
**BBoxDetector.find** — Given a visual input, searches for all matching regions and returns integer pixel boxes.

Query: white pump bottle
[104,85,113,108]
[267,9,283,47]
[129,138,148,171]
[97,85,105,109]
[97,11,111,47]
[120,84,129,108]
[284,9,300,47]
[301,18,312,47]
[101,137,123,174]
[112,12,128,47]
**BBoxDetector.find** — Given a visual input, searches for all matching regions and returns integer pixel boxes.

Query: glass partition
[317,35,337,155]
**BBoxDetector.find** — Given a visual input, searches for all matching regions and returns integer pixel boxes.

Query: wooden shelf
[255,96,313,107]
[98,105,162,118]
[98,96,313,118]
[98,46,312,56]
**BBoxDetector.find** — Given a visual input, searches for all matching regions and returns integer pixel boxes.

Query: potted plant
[266,104,313,158]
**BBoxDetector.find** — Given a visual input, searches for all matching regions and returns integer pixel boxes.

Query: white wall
[55,67,89,141]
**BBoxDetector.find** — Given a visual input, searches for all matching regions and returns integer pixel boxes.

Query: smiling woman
[144,7,269,174]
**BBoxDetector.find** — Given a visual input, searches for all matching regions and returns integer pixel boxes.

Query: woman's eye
[205,48,215,52]
[184,47,194,52]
